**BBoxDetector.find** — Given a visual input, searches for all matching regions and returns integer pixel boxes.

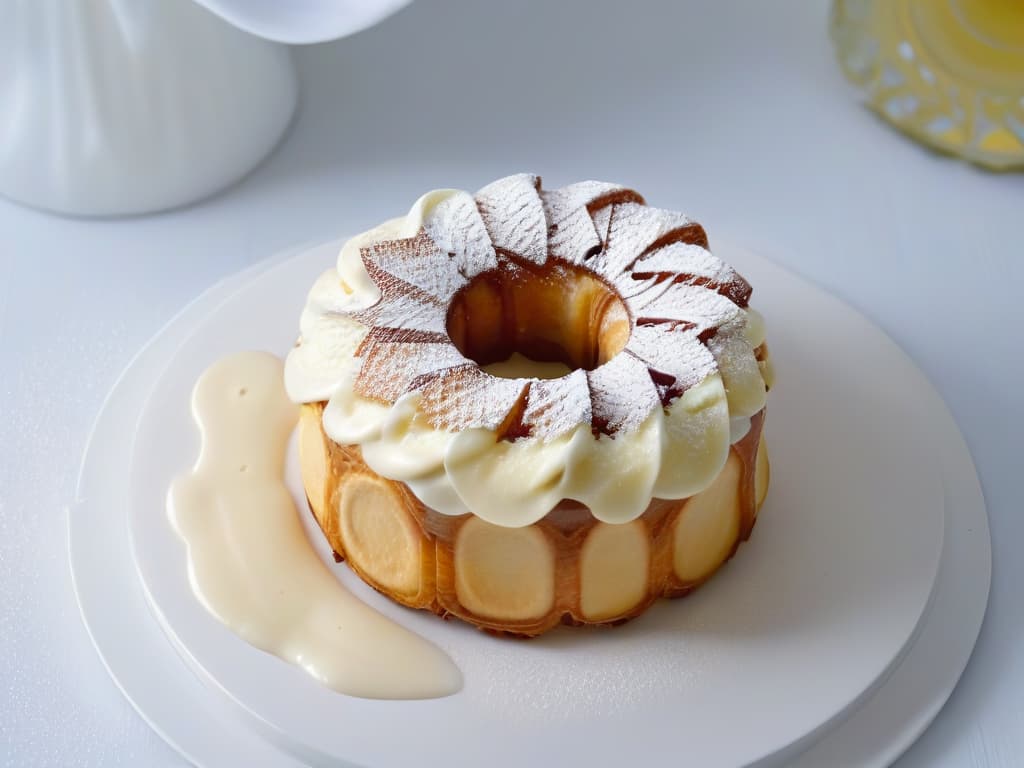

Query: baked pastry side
[300,401,769,637]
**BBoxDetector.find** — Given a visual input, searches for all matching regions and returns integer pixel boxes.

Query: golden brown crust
[300,402,769,637]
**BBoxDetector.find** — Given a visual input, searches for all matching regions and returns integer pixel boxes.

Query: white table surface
[1,1,1021,765]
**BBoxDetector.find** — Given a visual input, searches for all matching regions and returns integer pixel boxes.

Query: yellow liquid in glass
[832,0,1024,169]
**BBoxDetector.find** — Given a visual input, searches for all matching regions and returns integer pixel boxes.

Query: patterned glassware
[831,0,1024,170]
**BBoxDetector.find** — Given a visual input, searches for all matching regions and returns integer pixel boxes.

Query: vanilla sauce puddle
[167,351,462,700]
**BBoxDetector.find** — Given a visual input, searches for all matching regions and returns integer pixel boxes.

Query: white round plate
[130,238,944,768]
[69,239,989,767]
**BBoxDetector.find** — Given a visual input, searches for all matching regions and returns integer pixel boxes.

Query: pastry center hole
[446,261,630,379]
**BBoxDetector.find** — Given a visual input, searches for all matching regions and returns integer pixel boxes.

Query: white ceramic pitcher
[0,0,409,216]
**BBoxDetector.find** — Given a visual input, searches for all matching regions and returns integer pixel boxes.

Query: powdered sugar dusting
[634,242,752,306]
[591,203,705,279]
[354,329,469,402]
[415,366,528,432]
[627,324,717,400]
[475,174,547,265]
[363,232,467,301]
[590,205,614,250]
[423,191,498,278]
[541,182,640,265]
[633,242,735,282]
[633,282,743,332]
[345,174,759,438]
[587,352,661,435]
[559,180,641,209]
[609,271,667,304]
[353,265,448,335]
[521,369,592,439]
[544,202,599,264]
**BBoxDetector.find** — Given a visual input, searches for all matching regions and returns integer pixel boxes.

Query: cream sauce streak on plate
[168,351,462,699]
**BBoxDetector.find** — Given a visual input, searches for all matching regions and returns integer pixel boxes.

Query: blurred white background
[1,0,1022,764]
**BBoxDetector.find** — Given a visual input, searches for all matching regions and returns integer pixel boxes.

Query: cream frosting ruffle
[285,191,771,527]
